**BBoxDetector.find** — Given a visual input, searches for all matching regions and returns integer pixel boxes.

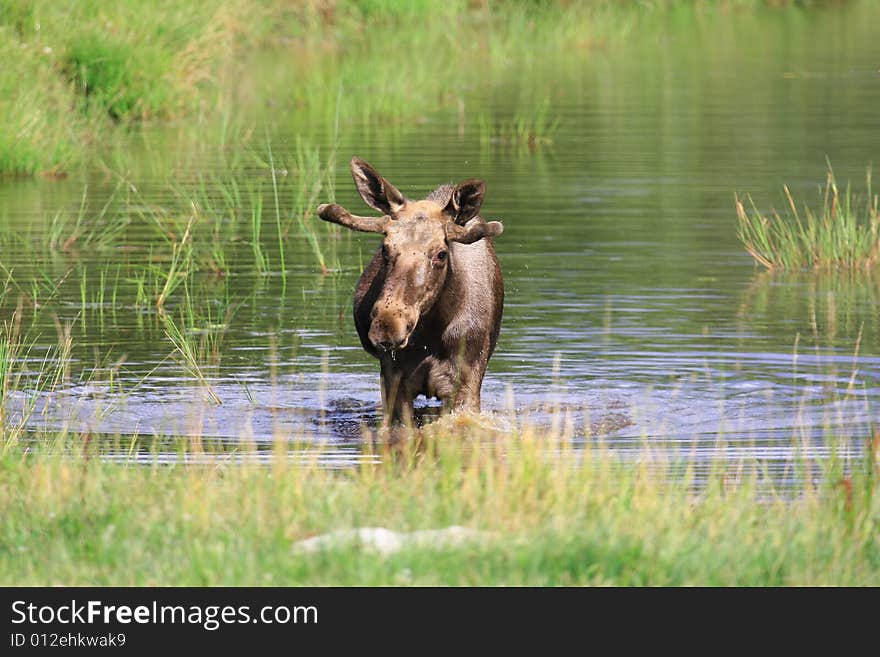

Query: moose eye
[435,250,448,263]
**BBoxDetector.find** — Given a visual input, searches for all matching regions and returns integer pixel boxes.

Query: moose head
[318,157,503,352]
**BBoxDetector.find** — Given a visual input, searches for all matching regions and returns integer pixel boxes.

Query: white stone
[293,526,493,556]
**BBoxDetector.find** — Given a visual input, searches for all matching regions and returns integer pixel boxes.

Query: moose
[318,157,504,425]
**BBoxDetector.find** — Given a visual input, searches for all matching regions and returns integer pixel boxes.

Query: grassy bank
[1,0,831,177]
[1,1,265,175]
[1,420,878,586]
[2,0,604,175]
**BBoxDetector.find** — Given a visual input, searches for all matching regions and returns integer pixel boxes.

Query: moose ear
[350,157,406,215]
[444,179,485,226]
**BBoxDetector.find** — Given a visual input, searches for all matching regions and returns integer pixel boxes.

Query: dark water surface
[2,5,879,473]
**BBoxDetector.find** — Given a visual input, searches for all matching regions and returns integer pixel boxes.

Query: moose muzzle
[368,300,419,352]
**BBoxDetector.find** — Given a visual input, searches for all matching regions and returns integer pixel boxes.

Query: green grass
[0,32,84,176]
[0,420,877,586]
[737,165,880,271]
[0,0,266,176]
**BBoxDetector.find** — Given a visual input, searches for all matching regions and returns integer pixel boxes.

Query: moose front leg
[379,361,414,427]
[427,358,484,414]
[450,367,483,413]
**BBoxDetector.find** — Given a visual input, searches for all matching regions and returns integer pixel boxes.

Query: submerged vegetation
[737,165,880,270]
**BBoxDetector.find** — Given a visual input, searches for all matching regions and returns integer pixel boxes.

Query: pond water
[1,4,879,474]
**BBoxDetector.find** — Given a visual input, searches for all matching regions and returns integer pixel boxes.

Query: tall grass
[162,310,223,406]
[0,299,78,447]
[737,165,880,270]
[0,417,877,585]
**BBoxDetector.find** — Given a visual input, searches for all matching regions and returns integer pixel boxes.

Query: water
[1,4,878,473]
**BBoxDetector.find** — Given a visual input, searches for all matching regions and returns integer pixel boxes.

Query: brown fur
[318,158,504,424]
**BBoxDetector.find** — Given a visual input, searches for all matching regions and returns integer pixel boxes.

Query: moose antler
[445,217,504,244]
[318,203,390,234]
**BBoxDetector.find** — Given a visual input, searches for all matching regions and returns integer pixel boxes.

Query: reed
[162,309,223,407]
[737,165,880,271]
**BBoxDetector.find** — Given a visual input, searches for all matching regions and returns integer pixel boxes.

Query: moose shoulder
[318,157,504,425]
